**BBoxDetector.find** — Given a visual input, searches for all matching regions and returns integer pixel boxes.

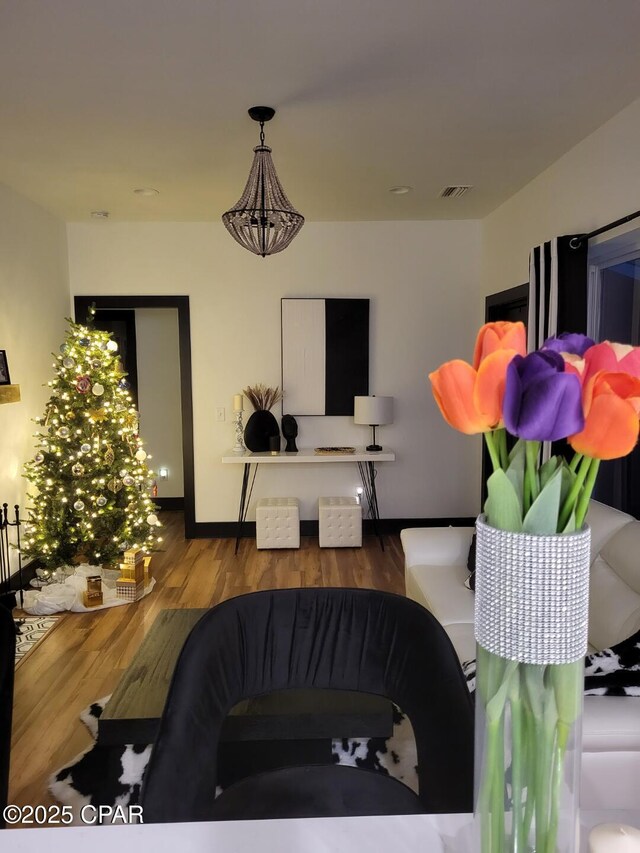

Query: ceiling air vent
[439,185,473,199]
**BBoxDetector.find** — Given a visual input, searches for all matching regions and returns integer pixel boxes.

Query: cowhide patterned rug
[50,698,418,813]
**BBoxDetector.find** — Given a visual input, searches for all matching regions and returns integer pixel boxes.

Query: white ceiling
[1,0,640,222]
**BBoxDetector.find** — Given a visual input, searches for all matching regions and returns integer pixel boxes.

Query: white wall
[67,220,483,523]
[0,182,69,516]
[482,96,640,295]
[135,308,184,499]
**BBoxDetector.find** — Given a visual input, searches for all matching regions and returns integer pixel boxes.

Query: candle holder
[233,410,246,454]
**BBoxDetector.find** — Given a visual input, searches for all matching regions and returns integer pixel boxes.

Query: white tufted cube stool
[318,497,362,548]
[255,498,300,549]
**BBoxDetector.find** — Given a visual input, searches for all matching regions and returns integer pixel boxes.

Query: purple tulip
[543,332,595,357]
[503,351,585,441]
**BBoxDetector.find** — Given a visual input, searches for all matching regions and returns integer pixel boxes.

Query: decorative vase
[244,410,280,452]
[474,516,590,853]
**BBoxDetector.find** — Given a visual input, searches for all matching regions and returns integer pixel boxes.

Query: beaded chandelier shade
[222,106,304,257]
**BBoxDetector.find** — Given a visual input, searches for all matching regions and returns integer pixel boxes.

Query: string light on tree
[23,311,162,568]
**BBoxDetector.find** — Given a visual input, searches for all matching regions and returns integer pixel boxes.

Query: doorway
[482,284,529,498]
[74,295,196,537]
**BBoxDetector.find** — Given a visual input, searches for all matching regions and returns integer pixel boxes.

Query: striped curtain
[527,235,588,351]
[527,235,588,459]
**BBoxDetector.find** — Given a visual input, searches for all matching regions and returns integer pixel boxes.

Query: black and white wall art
[281,298,369,416]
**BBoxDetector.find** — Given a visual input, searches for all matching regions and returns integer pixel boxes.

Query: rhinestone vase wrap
[474,516,590,665]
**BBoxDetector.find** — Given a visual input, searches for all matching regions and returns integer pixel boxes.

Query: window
[588,229,640,517]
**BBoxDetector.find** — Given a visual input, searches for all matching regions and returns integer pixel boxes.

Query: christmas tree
[23,314,162,568]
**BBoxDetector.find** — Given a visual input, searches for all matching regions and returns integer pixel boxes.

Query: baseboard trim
[155,497,185,511]
[190,517,476,539]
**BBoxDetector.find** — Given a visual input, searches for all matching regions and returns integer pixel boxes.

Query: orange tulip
[430,350,516,435]
[473,321,527,370]
[569,371,640,460]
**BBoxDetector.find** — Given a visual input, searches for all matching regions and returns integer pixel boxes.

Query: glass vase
[473,517,590,853]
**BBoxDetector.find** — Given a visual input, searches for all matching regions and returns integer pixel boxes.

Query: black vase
[244,410,280,452]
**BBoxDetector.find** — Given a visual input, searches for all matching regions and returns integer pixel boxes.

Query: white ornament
[147,514,159,526]
[123,475,135,486]
[135,449,147,461]
[62,356,75,369]
[80,443,91,453]
[119,469,128,477]
[92,383,105,396]
[96,496,107,507]
[107,340,118,352]
[73,500,85,511]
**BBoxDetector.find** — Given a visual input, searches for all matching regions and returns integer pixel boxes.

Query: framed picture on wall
[281,298,369,416]
[0,350,10,385]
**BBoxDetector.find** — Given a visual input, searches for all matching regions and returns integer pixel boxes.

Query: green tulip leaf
[508,438,526,466]
[504,440,525,513]
[522,466,562,534]
[539,456,558,490]
[485,469,523,532]
[559,459,577,508]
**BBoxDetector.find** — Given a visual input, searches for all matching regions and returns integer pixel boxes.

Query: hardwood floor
[8,512,405,816]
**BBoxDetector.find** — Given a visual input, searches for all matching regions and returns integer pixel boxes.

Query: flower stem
[545,721,570,853]
[575,458,600,528]
[523,441,540,515]
[508,670,525,852]
[484,431,502,472]
[558,454,591,531]
[569,452,583,474]
[497,428,509,469]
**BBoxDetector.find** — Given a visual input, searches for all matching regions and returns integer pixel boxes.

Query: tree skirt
[23,565,155,615]
[50,697,418,819]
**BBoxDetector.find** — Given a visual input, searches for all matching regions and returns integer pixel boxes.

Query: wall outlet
[215,406,226,422]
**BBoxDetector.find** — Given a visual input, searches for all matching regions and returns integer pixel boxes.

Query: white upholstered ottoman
[318,497,362,548]
[255,498,300,549]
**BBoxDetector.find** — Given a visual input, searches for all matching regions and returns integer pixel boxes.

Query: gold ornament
[66,410,77,421]
[88,408,107,423]
[107,477,123,493]
[104,445,115,465]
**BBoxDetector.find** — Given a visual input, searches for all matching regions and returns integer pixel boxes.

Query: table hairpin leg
[357,461,384,551]
[235,463,259,555]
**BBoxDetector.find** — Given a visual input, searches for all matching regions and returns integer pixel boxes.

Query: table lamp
[354,396,393,452]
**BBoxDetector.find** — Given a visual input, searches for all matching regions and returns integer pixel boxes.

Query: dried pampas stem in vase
[243,384,283,412]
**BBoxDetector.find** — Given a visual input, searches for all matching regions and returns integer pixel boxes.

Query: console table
[222,447,395,553]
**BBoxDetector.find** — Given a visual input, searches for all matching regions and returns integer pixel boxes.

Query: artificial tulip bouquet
[430,323,640,853]
[430,323,640,535]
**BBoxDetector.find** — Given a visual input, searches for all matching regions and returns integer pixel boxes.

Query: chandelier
[222,106,305,257]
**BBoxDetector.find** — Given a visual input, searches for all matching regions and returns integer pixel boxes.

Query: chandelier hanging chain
[259,121,266,147]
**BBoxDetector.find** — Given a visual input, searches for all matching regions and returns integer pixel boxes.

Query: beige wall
[0,183,69,516]
[67,220,483,523]
[482,96,640,295]
[135,308,184,499]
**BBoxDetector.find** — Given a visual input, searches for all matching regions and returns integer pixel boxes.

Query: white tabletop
[222,447,395,464]
[4,811,639,853]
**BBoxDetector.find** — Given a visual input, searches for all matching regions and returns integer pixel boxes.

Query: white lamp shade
[353,396,393,426]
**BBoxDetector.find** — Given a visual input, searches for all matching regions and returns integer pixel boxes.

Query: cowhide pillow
[462,627,640,697]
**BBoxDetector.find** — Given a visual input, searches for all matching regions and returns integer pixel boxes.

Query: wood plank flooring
[8,512,405,816]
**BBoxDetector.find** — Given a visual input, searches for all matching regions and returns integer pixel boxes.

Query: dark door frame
[482,283,529,502]
[74,295,196,538]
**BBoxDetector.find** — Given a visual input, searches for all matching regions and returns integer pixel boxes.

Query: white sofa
[400,499,640,810]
